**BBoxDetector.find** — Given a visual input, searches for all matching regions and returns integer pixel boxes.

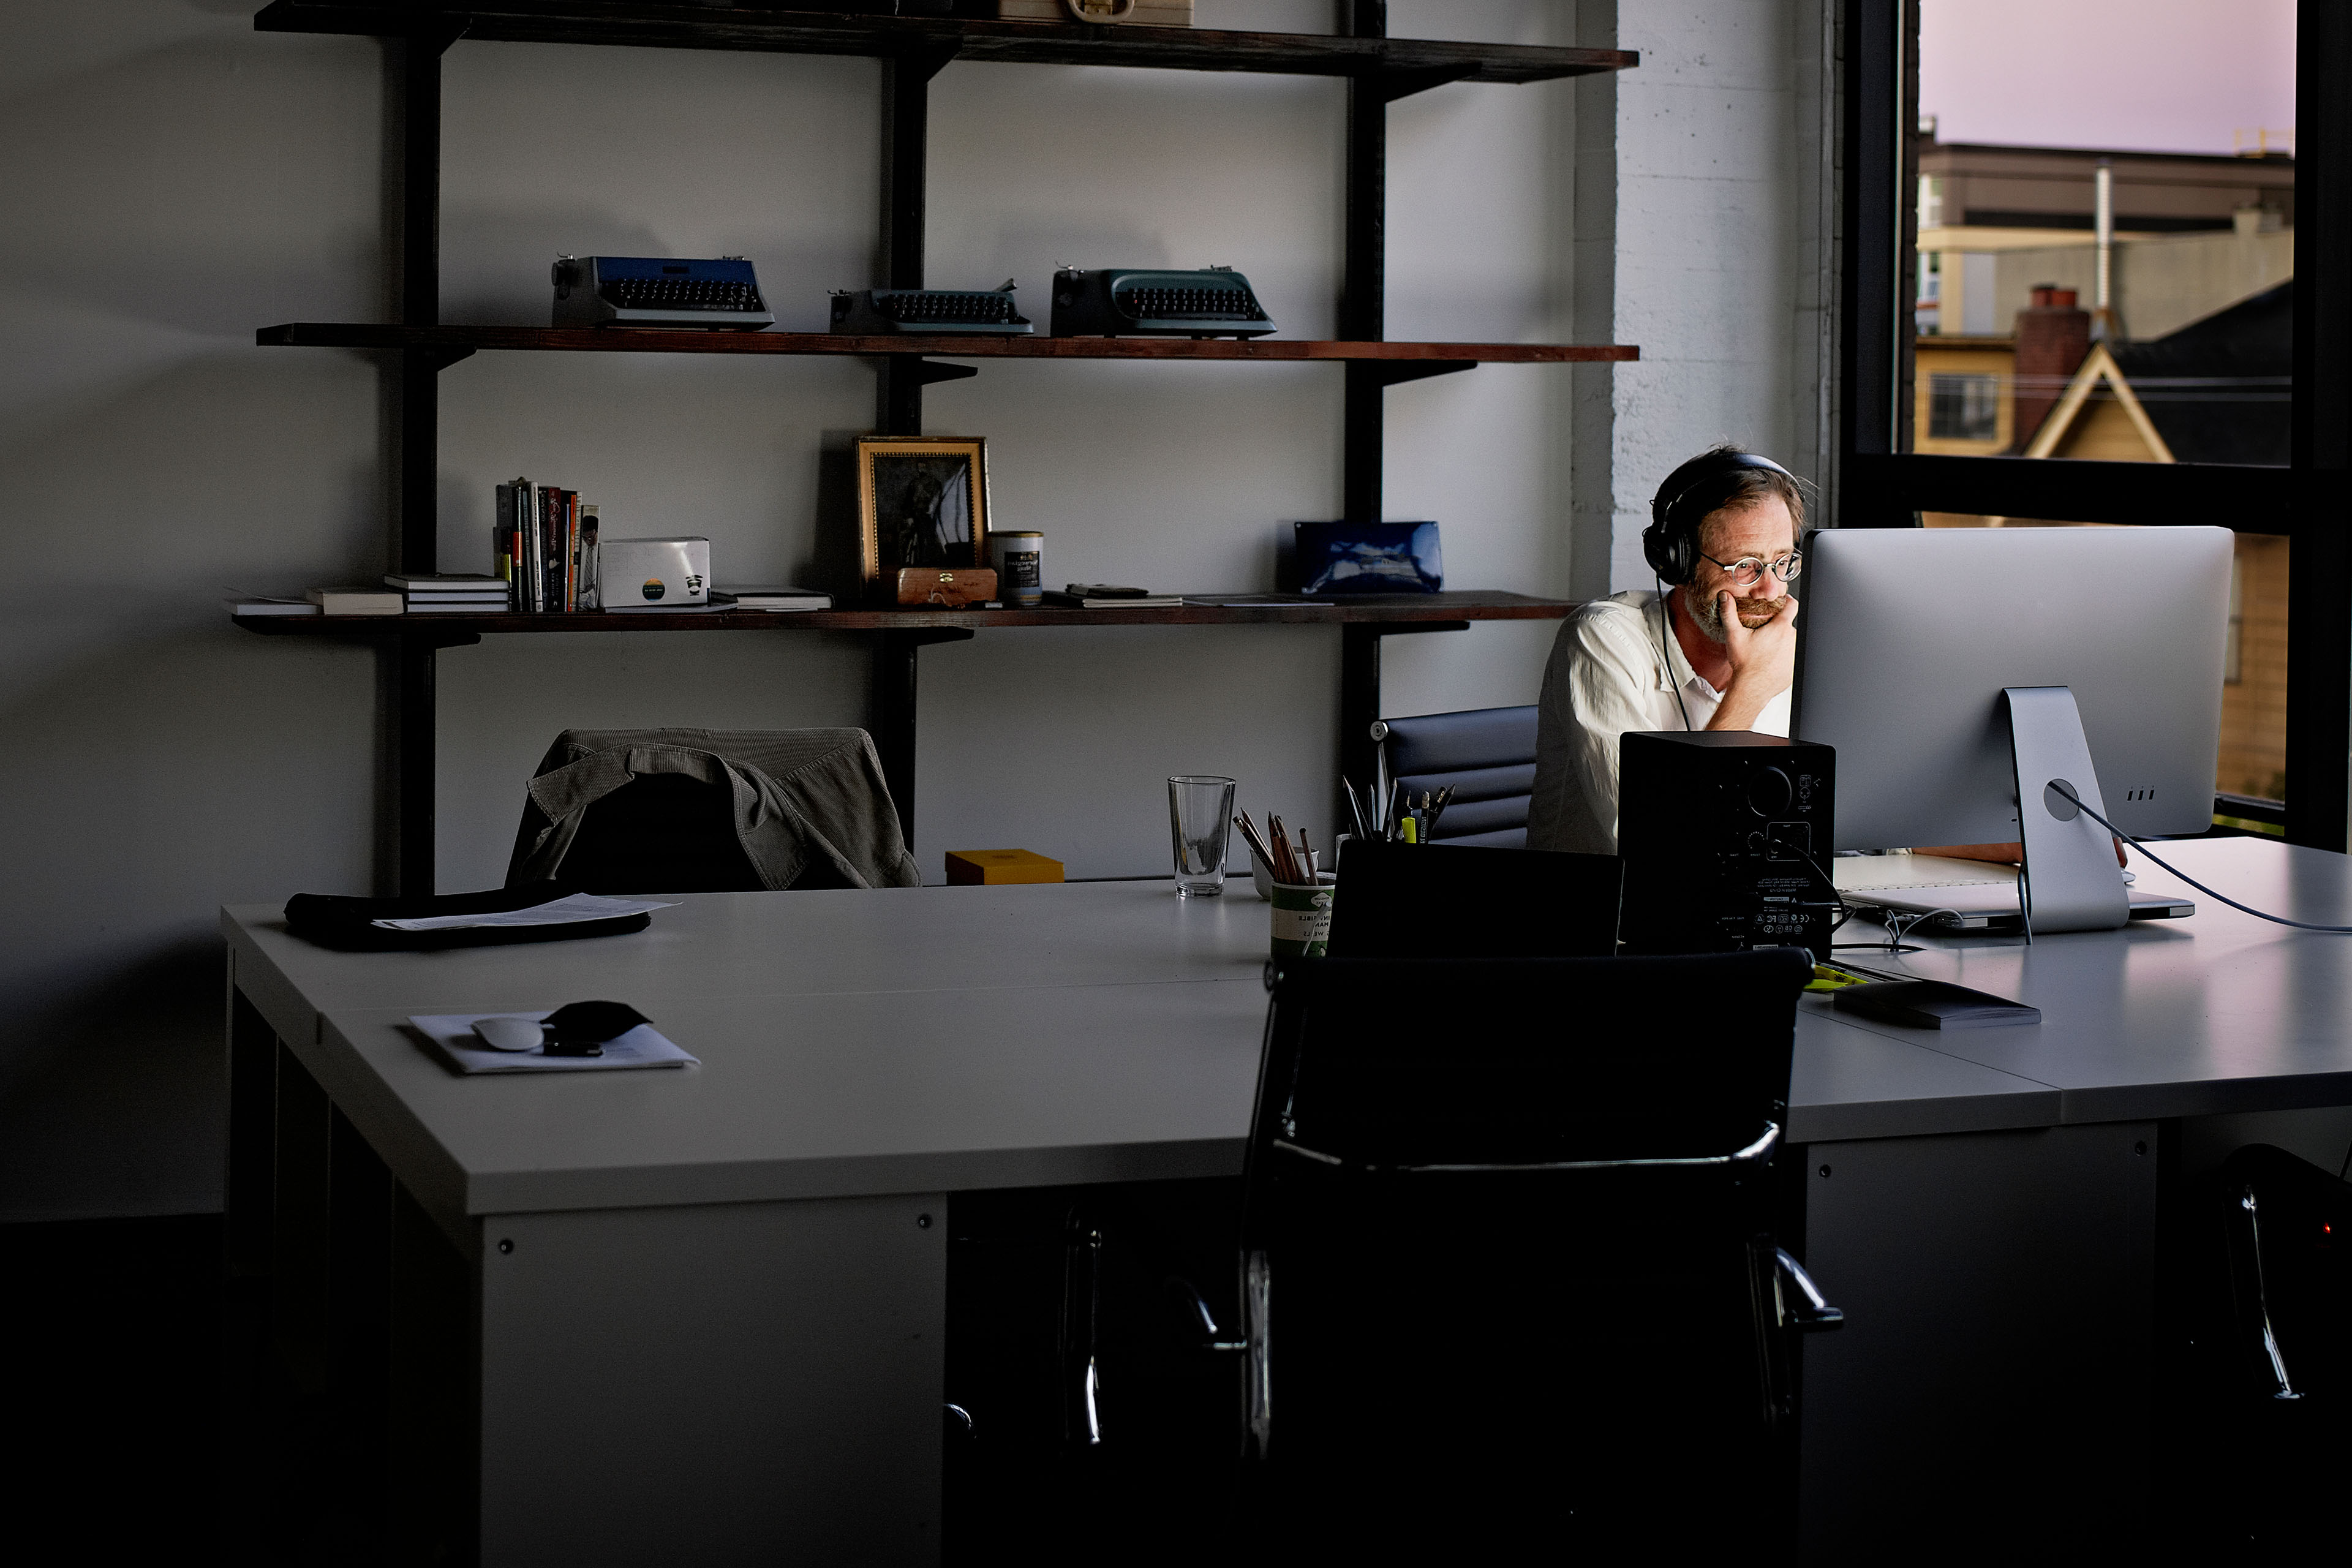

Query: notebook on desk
[1833,854,2193,929]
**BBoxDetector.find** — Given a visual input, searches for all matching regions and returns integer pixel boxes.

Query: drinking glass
[1167,776,1237,897]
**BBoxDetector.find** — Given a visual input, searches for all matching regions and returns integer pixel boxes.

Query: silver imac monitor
[1792,524,2232,931]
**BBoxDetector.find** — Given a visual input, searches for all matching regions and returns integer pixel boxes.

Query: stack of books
[390,573,513,614]
[723,586,833,612]
[305,587,404,616]
[497,478,600,613]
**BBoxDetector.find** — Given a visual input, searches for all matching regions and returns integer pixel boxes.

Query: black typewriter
[829,281,1033,335]
[1049,266,1276,339]
[551,256,774,330]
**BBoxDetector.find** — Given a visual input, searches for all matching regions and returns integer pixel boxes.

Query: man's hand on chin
[1706,590,1798,731]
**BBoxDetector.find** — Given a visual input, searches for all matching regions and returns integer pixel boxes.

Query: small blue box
[1294,521,1442,595]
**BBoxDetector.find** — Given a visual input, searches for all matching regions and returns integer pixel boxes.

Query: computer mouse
[473,1016,545,1052]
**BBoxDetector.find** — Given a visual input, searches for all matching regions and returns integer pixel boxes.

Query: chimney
[2012,285,2089,450]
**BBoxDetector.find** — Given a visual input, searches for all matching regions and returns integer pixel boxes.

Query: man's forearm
[1705,678,1775,731]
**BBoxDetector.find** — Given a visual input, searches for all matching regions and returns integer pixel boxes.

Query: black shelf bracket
[873,627,977,847]
[1366,359,1476,388]
[1373,64,1478,102]
[910,358,978,387]
[1338,619,1471,813]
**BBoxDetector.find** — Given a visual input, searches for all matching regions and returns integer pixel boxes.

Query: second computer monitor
[1793,524,2231,850]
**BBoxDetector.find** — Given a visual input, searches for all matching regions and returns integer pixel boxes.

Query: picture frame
[857,436,990,595]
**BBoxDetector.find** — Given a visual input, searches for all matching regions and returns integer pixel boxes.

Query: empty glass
[1167,776,1237,897]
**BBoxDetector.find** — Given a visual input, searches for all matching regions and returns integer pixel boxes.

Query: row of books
[499,478,597,613]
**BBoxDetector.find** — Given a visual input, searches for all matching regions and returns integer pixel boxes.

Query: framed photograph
[858,436,990,594]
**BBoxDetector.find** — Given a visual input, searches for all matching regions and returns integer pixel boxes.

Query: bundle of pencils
[1234,810,1319,883]
[1393,785,1455,843]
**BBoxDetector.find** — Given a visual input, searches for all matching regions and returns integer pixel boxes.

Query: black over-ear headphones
[1642,450,1798,586]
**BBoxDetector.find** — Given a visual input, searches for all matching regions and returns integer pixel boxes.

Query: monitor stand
[2004,686,2129,935]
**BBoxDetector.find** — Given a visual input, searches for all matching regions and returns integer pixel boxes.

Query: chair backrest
[1325,839,1622,959]
[1247,951,1804,1176]
[507,726,911,893]
[554,772,770,894]
[1373,704,1538,848]
[1238,949,1813,1551]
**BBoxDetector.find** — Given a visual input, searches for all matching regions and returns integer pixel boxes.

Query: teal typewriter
[1049,266,1276,339]
[829,281,1033,335]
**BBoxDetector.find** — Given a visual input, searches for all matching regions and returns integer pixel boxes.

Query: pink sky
[1920,0,2296,156]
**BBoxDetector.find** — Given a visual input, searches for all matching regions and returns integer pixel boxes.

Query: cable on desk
[2049,785,2352,935]
[1790,843,1946,954]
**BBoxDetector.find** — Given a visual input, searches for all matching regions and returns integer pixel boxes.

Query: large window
[1844,0,2332,845]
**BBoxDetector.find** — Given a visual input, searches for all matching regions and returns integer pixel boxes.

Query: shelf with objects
[233,590,1572,638]
[243,0,1638,891]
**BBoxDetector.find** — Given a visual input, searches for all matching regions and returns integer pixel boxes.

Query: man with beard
[1528,447,1805,854]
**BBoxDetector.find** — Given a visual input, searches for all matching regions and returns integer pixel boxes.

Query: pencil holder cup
[1269,874,1337,959]
[1253,834,1351,900]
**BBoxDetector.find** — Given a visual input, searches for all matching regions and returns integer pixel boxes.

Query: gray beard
[1679,586,1728,644]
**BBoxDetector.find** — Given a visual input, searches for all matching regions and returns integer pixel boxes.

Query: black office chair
[1370,704,1537,847]
[2180,1143,2352,1553]
[504,727,921,894]
[1232,949,1841,1558]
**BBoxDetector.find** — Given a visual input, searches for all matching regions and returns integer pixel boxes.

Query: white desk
[219,839,2352,1564]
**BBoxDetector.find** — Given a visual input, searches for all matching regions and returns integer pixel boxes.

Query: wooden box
[946,849,1066,886]
[997,0,1194,26]
[895,567,997,607]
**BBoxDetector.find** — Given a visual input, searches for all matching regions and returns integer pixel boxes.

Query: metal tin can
[988,532,1044,606]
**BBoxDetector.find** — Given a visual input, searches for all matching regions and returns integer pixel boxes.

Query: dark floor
[3,1215,227,1558]
[1,1213,388,1565]
[12,1202,2342,1564]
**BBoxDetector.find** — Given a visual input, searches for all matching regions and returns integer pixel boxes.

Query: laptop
[1833,853,2193,930]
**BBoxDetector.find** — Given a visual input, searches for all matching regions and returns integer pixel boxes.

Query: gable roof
[2021,342,2175,462]
[2111,281,2292,466]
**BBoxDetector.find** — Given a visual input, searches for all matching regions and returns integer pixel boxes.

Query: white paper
[372,893,677,932]
[409,1012,701,1075]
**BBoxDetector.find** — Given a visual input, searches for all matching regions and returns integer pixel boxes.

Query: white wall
[0,0,1831,1221]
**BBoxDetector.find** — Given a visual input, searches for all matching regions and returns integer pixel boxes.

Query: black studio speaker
[1618,731,1839,958]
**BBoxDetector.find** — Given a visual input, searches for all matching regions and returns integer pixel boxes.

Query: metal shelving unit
[245,0,1638,890]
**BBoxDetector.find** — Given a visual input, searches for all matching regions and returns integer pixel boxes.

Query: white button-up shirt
[1527,589,1791,854]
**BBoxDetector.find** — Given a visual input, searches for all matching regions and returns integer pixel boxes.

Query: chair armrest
[1776,1246,1844,1332]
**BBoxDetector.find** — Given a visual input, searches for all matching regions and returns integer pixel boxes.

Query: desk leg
[473,1192,948,1566]
[225,985,278,1281]
[1796,1121,2157,1559]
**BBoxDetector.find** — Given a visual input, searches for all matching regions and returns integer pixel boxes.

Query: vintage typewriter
[829,281,1033,335]
[551,256,774,330]
[1049,266,1276,338]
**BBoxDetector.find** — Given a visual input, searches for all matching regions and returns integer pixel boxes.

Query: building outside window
[1928,372,2001,440]
[1907,0,2294,811]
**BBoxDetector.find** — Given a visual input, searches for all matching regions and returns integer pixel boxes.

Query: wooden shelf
[254,3,1638,84]
[232,590,1574,638]
[257,323,1637,365]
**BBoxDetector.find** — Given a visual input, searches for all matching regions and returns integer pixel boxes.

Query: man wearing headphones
[1528,446,1804,854]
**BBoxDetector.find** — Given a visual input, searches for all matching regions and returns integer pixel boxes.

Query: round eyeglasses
[1697,550,1803,587]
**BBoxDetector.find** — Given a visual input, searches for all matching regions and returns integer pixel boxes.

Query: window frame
[1839,0,2352,850]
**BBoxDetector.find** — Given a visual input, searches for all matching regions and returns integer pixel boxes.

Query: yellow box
[945,849,1066,886]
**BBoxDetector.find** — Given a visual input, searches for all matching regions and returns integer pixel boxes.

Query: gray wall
[0,0,1832,1221]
